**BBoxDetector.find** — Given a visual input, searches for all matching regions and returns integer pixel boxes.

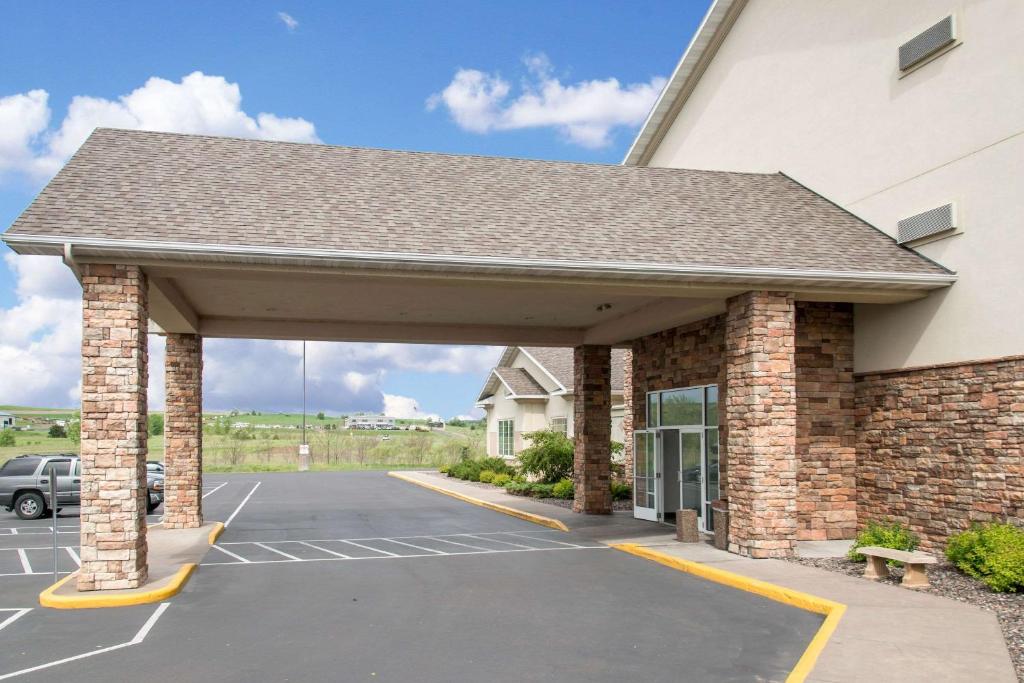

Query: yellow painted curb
[208,521,225,545]
[612,543,845,683]
[387,471,570,532]
[39,563,197,609]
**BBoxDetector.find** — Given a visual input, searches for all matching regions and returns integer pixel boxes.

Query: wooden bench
[859,546,937,588]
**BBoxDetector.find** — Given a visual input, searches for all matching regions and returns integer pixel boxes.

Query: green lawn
[1,408,485,473]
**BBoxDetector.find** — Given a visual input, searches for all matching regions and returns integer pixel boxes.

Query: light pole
[299,340,310,471]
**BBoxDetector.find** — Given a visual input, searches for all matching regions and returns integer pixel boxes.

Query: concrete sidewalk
[399,471,1017,683]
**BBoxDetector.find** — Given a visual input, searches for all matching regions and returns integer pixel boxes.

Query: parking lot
[0,472,821,682]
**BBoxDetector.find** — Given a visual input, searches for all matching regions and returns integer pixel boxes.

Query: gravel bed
[787,555,1023,681]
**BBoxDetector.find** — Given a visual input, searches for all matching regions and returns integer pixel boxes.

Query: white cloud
[0,254,500,417]
[0,71,319,183]
[383,394,440,422]
[428,53,665,148]
[277,11,299,31]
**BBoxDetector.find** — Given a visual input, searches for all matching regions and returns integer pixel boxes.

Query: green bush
[610,441,624,457]
[492,473,511,487]
[848,520,919,563]
[504,481,555,498]
[478,469,496,484]
[48,424,67,438]
[517,430,574,483]
[946,523,1024,593]
[148,414,164,436]
[552,479,574,499]
[438,464,450,475]
[447,457,513,483]
[610,480,632,501]
[0,430,15,447]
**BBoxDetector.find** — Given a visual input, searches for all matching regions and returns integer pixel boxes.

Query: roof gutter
[1,234,958,290]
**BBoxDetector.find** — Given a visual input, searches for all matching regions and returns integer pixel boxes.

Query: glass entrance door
[679,430,704,530]
[632,430,658,521]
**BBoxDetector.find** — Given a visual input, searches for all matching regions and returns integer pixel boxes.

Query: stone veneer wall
[795,302,857,540]
[573,345,612,514]
[621,349,634,481]
[857,355,1024,549]
[79,264,149,590]
[163,333,203,529]
[631,315,728,491]
[725,292,798,558]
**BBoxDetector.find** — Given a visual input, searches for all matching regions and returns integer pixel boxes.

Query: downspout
[62,243,83,285]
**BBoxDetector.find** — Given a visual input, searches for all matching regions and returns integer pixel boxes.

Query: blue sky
[0,1,710,418]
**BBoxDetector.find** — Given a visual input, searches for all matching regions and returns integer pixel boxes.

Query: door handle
[40,478,48,484]
[73,479,80,484]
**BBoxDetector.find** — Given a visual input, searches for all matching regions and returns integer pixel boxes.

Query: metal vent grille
[899,16,956,70]
[898,203,957,244]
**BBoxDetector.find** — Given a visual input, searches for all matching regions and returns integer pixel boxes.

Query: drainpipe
[62,243,83,285]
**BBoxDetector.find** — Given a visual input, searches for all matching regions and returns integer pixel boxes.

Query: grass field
[0,407,485,472]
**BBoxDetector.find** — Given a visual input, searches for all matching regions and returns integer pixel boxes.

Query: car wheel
[146,495,160,514]
[15,492,46,520]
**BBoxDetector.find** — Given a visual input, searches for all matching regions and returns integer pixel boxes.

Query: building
[476,347,627,460]
[620,0,1022,546]
[0,412,14,430]
[345,414,397,430]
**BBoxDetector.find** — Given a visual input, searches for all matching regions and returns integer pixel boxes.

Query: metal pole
[302,340,307,446]
[49,464,58,583]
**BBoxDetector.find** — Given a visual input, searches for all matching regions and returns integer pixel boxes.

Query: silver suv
[0,454,164,520]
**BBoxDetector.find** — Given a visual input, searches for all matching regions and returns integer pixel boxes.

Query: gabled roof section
[477,346,627,404]
[623,0,747,167]
[3,128,952,285]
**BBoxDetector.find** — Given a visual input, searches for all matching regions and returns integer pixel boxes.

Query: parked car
[0,454,164,520]
[146,461,164,474]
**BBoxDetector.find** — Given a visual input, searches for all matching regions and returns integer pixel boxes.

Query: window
[498,419,514,457]
[44,460,71,476]
[0,457,40,477]
[660,388,703,426]
[550,417,567,435]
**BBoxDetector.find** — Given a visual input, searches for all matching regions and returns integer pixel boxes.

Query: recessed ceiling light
[596,303,612,312]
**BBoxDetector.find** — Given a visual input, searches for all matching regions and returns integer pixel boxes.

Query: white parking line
[380,538,444,555]
[224,482,261,527]
[65,546,81,567]
[16,549,31,574]
[0,602,170,681]
[501,532,586,548]
[424,536,490,551]
[203,545,607,567]
[254,543,301,561]
[0,608,31,633]
[202,482,228,499]
[210,545,250,563]
[298,541,350,558]
[462,534,533,549]
[335,540,400,557]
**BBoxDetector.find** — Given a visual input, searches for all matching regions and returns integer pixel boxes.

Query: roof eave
[623,0,747,167]
[2,234,957,292]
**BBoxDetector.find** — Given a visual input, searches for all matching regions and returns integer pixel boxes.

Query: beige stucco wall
[646,0,1024,372]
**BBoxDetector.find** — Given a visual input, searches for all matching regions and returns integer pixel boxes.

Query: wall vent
[899,16,957,71]
[898,203,957,244]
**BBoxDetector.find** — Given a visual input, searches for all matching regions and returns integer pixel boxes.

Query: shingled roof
[492,367,548,397]
[3,128,951,282]
[477,347,626,402]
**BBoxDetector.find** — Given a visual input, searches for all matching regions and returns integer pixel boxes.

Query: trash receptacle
[711,499,728,551]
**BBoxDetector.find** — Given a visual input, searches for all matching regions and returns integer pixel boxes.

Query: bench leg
[901,563,930,589]
[864,555,889,580]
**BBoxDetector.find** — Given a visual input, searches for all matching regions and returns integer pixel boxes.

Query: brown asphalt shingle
[4,128,948,276]
[492,367,547,396]
[521,347,627,393]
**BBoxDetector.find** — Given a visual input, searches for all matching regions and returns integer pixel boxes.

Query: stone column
[725,291,798,558]
[573,345,612,514]
[163,333,203,529]
[79,264,149,590]
[621,347,634,482]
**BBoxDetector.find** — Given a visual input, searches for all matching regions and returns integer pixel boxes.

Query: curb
[39,564,197,609]
[387,471,570,532]
[208,521,225,544]
[612,543,846,683]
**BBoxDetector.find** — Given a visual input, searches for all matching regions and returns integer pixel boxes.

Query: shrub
[492,473,511,487]
[0,430,15,447]
[478,469,496,484]
[610,480,632,501]
[946,523,1024,593]
[476,457,514,476]
[504,481,555,498]
[610,441,624,457]
[552,479,574,499]
[438,465,450,475]
[148,414,164,436]
[517,430,574,483]
[848,520,919,563]
[48,424,67,438]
